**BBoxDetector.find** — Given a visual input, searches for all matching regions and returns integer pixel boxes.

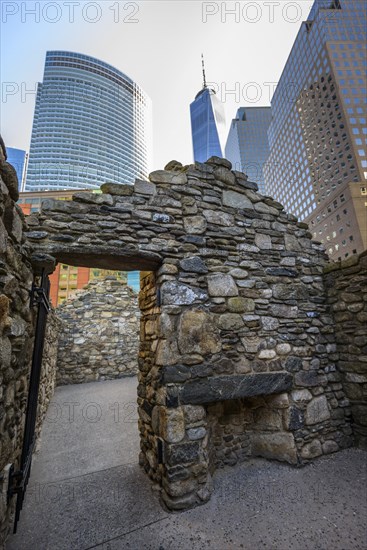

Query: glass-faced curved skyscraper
[25,51,152,191]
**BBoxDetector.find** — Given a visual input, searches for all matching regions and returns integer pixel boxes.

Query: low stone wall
[56,278,140,385]
[36,311,61,441]
[324,251,367,449]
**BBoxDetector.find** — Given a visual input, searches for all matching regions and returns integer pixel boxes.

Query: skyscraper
[190,56,226,163]
[225,107,272,194]
[6,148,27,191]
[264,0,367,261]
[25,51,152,191]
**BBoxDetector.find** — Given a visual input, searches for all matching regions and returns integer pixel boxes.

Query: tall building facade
[25,51,152,191]
[190,57,226,162]
[6,148,27,191]
[225,107,272,194]
[264,0,367,260]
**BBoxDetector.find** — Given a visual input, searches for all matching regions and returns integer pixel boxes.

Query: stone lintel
[179,373,293,405]
[33,245,162,271]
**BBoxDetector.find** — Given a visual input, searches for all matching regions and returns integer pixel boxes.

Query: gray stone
[207,274,238,297]
[187,427,206,440]
[300,439,322,459]
[214,166,236,185]
[180,373,293,405]
[179,257,208,273]
[250,432,297,464]
[222,190,253,210]
[166,442,201,466]
[161,281,207,305]
[100,183,133,196]
[134,179,157,195]
[183,215,207,234]
[149,170,187,185]
[255,234,272,250]
[219,313,244,330]
[178,310,221,355]
[305,396,331,425]
[203,209,234,226]
[206,156,232,170]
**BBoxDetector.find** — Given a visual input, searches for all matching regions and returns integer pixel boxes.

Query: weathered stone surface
[300,439,322,459]
[324,252,367,449]
[250,432,298,464]
[207,274,238,297]
[291,389,312,403]
[179,257,208,273]
[228,297,254,313]
[305,396,331,425]
[149,169,187,185]
[255,233,272,250]
[203,209,234,226]
[161,281,207,305]
[183,215,207,234]
[160,408,186,443]
[206,156,232,170]
[134,179,157,195]
[166,442,201,466]
[214,166,236,186]
[0,161,19,201]
[56,279,139,385]
[180,373,293,404]
[100,182,134,196]
[178,310,221,356]
[222,190,253,210]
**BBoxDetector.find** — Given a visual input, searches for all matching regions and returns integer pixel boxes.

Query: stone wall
[0,156,35,545]
[0,148,60,545]
[56,278,139,385]
[28,156,355,510]
[324,251,367,448]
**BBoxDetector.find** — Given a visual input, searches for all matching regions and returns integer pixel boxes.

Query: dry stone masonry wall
[324,251,367,449]
[0,153,60,545]
[0,160,35,544]
[56,278,139,385]
[28,156,356,510]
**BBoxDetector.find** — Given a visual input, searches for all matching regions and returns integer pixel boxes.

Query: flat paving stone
[6,379,367,550]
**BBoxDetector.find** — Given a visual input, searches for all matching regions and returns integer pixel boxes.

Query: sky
[1,0,314,171]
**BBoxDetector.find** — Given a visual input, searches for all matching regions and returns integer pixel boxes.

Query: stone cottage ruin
[1,153,366,540]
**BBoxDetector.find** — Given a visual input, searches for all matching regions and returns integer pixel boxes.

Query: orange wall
[77,268,90,289]
[49,265,61,306]
[19,203,31,215]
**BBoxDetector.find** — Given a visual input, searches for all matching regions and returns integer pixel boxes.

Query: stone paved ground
[6,378,367,550]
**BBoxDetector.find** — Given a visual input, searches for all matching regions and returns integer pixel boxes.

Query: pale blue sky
[1,1,313,171]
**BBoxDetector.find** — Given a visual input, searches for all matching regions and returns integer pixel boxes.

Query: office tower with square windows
[190,56,226,163]
[25,51,152,191]
[264,0,367,260]
[6,148,27,191]
[225,107,272,194]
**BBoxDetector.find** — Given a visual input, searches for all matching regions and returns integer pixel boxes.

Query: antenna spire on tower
[201,53,207,89]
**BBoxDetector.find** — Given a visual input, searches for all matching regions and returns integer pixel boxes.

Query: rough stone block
[305,396,331,425]
[250,432,298,464]
[180,373,293,405]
